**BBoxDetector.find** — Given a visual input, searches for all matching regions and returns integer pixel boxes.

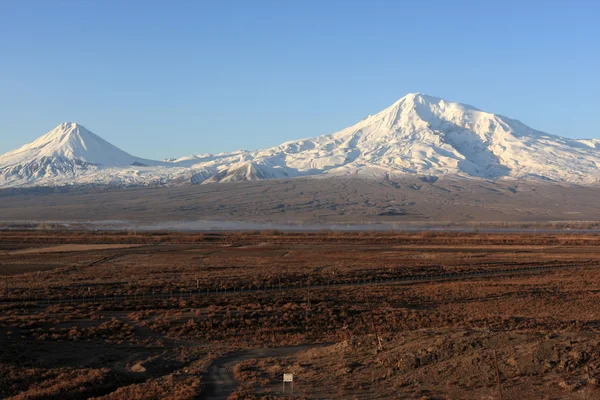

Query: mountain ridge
[1,93,599,187]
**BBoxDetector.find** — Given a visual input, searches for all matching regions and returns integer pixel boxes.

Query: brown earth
[9,244,144,255]
[1,231,600,399]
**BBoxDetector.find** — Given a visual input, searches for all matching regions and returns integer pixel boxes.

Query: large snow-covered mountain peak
[1,94,600,188]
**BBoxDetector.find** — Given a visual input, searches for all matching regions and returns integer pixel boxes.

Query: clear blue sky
[1,0,599,159]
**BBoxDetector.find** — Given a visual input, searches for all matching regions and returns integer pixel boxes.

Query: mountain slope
[3,176,600,224]
[0,122,171,186]
[1,122,149,167]
[1,94,600,188]
[201,93,598,184]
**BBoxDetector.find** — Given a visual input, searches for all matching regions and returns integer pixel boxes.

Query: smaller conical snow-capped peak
[0,122,144,167]
[38,121,89,138]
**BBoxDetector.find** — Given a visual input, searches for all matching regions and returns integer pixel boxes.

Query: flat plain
[2,230,600,399]
[3,176,600,225]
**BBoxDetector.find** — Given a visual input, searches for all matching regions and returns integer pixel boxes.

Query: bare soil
[2,231,600,399]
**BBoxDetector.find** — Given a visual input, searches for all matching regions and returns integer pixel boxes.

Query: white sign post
[283,373,294,394]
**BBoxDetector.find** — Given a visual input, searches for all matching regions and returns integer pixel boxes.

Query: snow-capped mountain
[0,122,182,186]
[2,122,150,167]
[2,94,600,188]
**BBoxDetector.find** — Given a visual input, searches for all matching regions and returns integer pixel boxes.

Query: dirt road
[202,344,330,400]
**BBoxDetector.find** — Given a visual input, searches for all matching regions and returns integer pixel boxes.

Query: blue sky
[1,0,599,159]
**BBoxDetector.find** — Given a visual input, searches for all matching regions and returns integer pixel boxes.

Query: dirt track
[202,344,330,400]
[9,244,143,255]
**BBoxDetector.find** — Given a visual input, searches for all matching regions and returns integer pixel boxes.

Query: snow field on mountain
[1,94,599,187]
